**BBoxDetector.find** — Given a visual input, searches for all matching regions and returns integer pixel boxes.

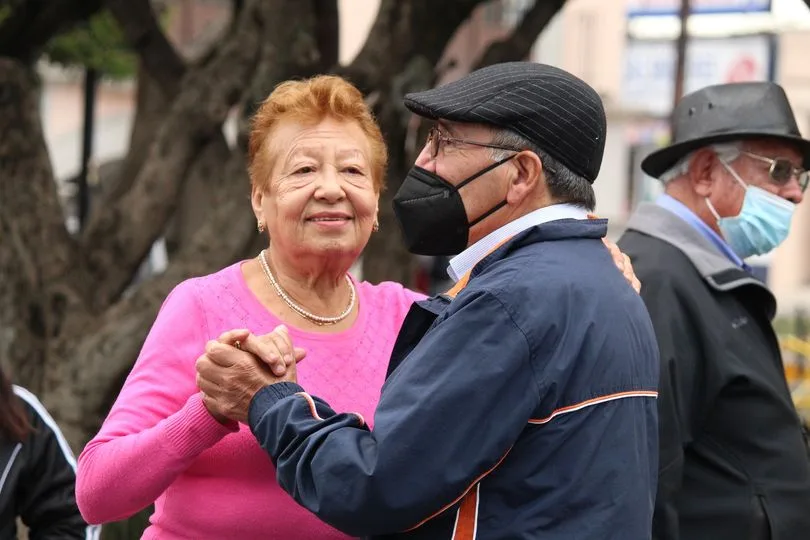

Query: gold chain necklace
[258,250,355,326]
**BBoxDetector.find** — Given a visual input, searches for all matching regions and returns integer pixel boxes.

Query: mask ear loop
[706,159,748,221]
[455,155,516,191]
[469,200,508,227]
[460,155,517,227]
[719,159,749,191]
[705,196,722,222]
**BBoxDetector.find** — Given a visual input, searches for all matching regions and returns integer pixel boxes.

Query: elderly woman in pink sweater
[76,75,638,539]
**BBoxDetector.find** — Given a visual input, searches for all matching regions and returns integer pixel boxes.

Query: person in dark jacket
[618,81,810,540]
[0,364,99,539]
[196,62,660,539]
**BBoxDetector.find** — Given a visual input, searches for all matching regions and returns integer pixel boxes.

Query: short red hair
[248,75,387,191]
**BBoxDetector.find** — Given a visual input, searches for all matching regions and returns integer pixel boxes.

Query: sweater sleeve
[76,280,238,525]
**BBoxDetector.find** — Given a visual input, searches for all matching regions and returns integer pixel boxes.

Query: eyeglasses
[741,151,809,193]
[426,126,522,159]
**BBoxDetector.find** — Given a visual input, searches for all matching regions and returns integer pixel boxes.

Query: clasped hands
[195,326,306,424]
[195,240,638,425]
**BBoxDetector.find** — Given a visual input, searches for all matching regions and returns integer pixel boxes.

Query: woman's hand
[195,327,307,423]
[602,238,641,294]
[218,327,307,376]
[587,213,641,293]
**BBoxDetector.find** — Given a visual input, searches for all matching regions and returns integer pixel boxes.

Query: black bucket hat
[642,81,810,178]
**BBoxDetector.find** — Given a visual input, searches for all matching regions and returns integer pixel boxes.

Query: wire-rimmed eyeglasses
[742,150,808,193]
[426,126,521,159]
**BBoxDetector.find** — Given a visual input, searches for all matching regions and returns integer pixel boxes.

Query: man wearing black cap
[619,81,810,540]
[204,63,660,539]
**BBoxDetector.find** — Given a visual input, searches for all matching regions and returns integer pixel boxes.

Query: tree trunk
[0,6,576,540]
[0,58,84,395]
[2,0,572,462]
[101,67,172,204]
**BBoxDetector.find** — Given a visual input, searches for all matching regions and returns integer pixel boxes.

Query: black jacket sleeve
[639,277,711,540]
[14,387,99,540]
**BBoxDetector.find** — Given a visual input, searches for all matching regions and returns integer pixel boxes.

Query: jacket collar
[428,218,607,306]
[626,203,774,298]
[471,218,606,283]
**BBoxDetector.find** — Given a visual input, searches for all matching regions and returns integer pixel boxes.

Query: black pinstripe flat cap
[403,62,607,183]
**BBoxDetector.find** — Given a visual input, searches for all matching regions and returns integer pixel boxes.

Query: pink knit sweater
[76,262,423,539]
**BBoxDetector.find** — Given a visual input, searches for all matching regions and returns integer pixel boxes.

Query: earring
[372,220,379,232]
[257,220,265,233]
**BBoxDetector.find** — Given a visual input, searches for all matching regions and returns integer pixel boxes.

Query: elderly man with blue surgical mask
[619,81,810,540]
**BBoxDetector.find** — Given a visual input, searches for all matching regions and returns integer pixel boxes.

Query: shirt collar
[447,204,589,282]
[655,194,749,270]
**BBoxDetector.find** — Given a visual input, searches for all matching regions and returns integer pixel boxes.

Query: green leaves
[0,5,12,26]
[44,10,136,79]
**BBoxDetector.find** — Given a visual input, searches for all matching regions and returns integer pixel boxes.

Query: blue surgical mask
[705,161,796,259]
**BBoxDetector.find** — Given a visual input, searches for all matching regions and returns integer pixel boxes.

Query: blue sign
[627,0,772,17]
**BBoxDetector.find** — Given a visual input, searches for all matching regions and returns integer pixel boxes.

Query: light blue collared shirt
[447,204,589,282]
[655,194,750,270]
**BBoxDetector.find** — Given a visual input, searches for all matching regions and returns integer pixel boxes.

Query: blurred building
[344,0,810,309]
[40,0,810,311]
[541,0,810,314]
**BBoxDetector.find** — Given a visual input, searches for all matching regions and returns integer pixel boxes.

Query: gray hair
[658,142,742,184]
[489,128,596,211]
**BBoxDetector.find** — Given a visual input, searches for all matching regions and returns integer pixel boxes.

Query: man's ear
[688,149,717,198]
[506,151,543,205]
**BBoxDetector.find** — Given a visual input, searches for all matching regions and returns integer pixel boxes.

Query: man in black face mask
[226,62,661,539]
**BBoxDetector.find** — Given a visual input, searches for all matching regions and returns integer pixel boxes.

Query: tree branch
[238,1,323,137]
[163,129,233,255]
[49,150,256,446]
[0,0,103,61]
[474,0,566,69]
[79,0,266,309]
[105,0,185,98]
[348,0,488,285]
[0,58,86,391]
[313,0,339,71]
[55,1,183,234]
[98,65,170,205]
[0,59,81,288]
[343,0,485,93]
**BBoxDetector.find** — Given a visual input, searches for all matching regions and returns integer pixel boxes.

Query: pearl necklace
[258,250,355,326]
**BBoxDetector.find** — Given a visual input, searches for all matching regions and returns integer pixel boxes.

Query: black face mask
[392,156,514,256]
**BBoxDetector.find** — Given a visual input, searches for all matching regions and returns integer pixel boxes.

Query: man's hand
[602,238,641,294]
[195,326,305,423]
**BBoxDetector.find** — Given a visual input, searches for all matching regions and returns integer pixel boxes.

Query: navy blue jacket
[249,219,660,539]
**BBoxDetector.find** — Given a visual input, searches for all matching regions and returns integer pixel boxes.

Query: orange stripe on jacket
[405,449,510,531]
[296,392,325,420]
[451,483,480,540]
[423,216,605,534]
[528,390,659,425]
[295,392,366,426]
